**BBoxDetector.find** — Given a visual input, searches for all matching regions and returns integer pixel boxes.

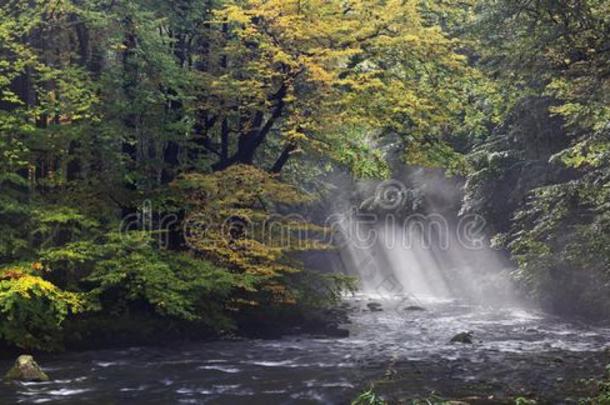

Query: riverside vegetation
[0,0,609,368]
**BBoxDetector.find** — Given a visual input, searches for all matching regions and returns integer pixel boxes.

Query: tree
[464,0,610,317]
[195,0,479,175]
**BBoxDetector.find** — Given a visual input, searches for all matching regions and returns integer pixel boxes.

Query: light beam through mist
[336,169,518,307]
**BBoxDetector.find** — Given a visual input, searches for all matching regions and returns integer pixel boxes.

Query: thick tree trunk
[212,84,287,172]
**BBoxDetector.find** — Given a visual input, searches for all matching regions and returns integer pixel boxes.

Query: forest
[0,0,609,403]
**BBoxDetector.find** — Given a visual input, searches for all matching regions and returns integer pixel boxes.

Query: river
[1,295,609,404]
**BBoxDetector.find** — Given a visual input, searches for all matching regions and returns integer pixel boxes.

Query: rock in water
[450,332,474,344]
[366,302,383,312]
[4,355,50,382]
[404,305,426,311]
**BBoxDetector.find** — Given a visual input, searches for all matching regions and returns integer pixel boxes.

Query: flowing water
[1,295,609,404]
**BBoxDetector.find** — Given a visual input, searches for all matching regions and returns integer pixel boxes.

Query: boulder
[450,332,473,344]
[366,302,383,312]
[404,305,426,311]
[4,355,49,382]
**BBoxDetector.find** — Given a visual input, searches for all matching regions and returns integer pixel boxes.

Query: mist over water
[335,168,519,307]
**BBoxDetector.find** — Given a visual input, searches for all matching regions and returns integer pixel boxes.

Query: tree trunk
[270,144,296,173]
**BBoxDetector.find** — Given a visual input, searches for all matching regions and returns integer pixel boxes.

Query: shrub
[0,265,84,351]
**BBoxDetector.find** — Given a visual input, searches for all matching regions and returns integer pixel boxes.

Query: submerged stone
[366,302,383,312]
[404,306,426,311]
[4,355,49,382]
[450,332,473,344]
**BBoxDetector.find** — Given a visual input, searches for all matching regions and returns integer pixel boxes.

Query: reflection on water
[1,295,609,404]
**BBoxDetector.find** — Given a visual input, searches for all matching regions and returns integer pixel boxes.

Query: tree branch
[270,143,296,173]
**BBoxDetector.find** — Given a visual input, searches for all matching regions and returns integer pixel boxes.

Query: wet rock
[450,332,473,344]
[367,302,383,312]
[404,306,426,311]
[4,355,49,382]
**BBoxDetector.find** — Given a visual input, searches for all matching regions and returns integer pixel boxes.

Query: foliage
[0,174,31,262]
[507,175,610,316]
[461,0,610,317]
[474,0,609,134]
[0,264,85,351]
[579,365,610,405]
[352,387,387,405]
[207,0,478,173]
[42,232,247,328]
[174,164,331,304]
[514,398,537,405]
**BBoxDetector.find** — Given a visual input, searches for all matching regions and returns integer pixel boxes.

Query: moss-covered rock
[4,355,49,382]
